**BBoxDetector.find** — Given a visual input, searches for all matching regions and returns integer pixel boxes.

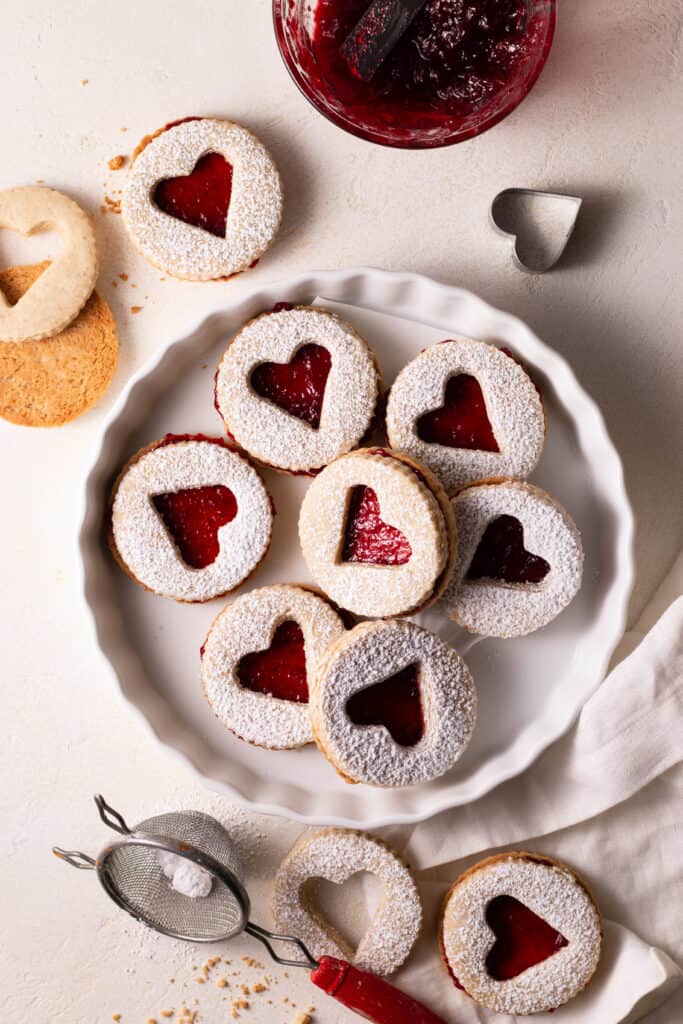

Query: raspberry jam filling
[152,485,238,569]
[485,895,569,981]
[342,485,412,566]
[417,374,499,452]
[467,515,550,585]
[346,663,424,746]
[302,0,532,132]
[237,620,308,703]
[153,152,233,238]
[250,344,332,429]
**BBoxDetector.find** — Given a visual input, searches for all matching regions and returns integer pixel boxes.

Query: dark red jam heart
[237,621,308,703]
[467,515,550,585]
[250,344,332,429]
[485,895,569,981]
[152,485,238,569]
[346,663,423,746]
[417,374,500,452]
[342,485,412,566]
[153,152,233,238]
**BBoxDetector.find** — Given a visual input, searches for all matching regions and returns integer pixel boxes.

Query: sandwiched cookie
[201,584,345,749]
[309,619,477,788]
[386,338,545,493]
[440,851,602,1015]
[443,479,583,637]
[299,447,457,618]
[109,434,274,602]
[215,306,381,475]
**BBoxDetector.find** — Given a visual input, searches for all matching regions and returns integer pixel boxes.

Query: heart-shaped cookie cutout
[152,485,238,569]
[153,152,233,238]
[346,662,423,746]
[467,514,550,585]
[485,895,569,981]
[490,188,582,274]
[301,871,383,958]
[237,620,308,703]
[417,374,500,452]
[342,485,412,566]
[250,344,332,429]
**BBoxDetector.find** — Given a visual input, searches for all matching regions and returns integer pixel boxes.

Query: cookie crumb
[251,983,267,994]
[112,1016,121,1022]
[131,305,142,314]
[81,79,89,85]
[292,1013,314,1024]
[119,273,128,281]
[160,1012,174,1018]
[108,154,127,171]
[216,978,229,989]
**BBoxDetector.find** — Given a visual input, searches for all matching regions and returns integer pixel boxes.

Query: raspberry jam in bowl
[273,0,556,148]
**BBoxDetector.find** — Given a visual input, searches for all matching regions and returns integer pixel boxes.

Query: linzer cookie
[386,338,545,492]
[201,584,345,749]
[444,480,583,638]
[272,828,423,976]
[440,851,602,1015]
[0,187,98,342]
[109,435,273,602]
[122,118,283,280]
[299,448,456,618]
[310,619,477,787]
[0,262,118,427]
[215,306,380,474]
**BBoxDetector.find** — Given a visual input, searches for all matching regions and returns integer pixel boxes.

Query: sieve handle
[310,957,448,1024]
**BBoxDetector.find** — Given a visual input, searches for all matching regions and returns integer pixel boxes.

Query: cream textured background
[1,1,681,1021]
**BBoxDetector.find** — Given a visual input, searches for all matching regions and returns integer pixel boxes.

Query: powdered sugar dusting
[386,338,545,492]
[122,118,282,280]
[441,853,602,1014]
[201,584,345,749]
[215,307,380,473]
[443,480,583,637]
[299,450,450,617]
[310,620,477,787]
[272,828,422,976]
[111,438,273,602]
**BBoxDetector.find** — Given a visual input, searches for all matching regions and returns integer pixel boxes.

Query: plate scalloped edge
[77,268,634,828]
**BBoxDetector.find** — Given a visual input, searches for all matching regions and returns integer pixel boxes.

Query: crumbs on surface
[109,154,127,170]
[101,194,121,215]
[131,305,142,314]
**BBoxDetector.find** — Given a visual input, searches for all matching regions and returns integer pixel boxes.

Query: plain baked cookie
[122,117,283,280]
[299,448,457,618]
[0,187,98,342]
[443,479,583,637]
[440,851,602,1015]
[109,435,274,602]
[386,338,545,493]
[310,619,477,787]
[0,262,118,427]
[201,584,346,749]
[272,828,423,976]
[215,306,381,474]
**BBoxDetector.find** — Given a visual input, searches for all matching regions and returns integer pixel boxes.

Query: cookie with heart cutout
[201,584,346,749]
[108,434,274,603]
[440,851,602,1015]
[214,306,381,475]
[443,479,583,638]
[272,827,423,976]
[0,187,99,343]
[299,448,457,618]
[309,619,477,788]
[121,117,283,281]
[0,262,118,427]
[385,337,545,493]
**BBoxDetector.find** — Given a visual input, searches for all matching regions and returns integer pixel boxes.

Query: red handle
[310,956,447,1024]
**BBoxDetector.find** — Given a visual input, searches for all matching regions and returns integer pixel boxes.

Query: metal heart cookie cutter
[490,188,583,274]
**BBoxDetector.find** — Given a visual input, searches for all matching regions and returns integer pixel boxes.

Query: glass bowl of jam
[273,0,557,149]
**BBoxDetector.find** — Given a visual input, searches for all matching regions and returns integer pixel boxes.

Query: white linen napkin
[314,297,683,1022]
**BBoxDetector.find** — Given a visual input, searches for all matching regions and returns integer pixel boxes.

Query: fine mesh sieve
[53,796,447,1024]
